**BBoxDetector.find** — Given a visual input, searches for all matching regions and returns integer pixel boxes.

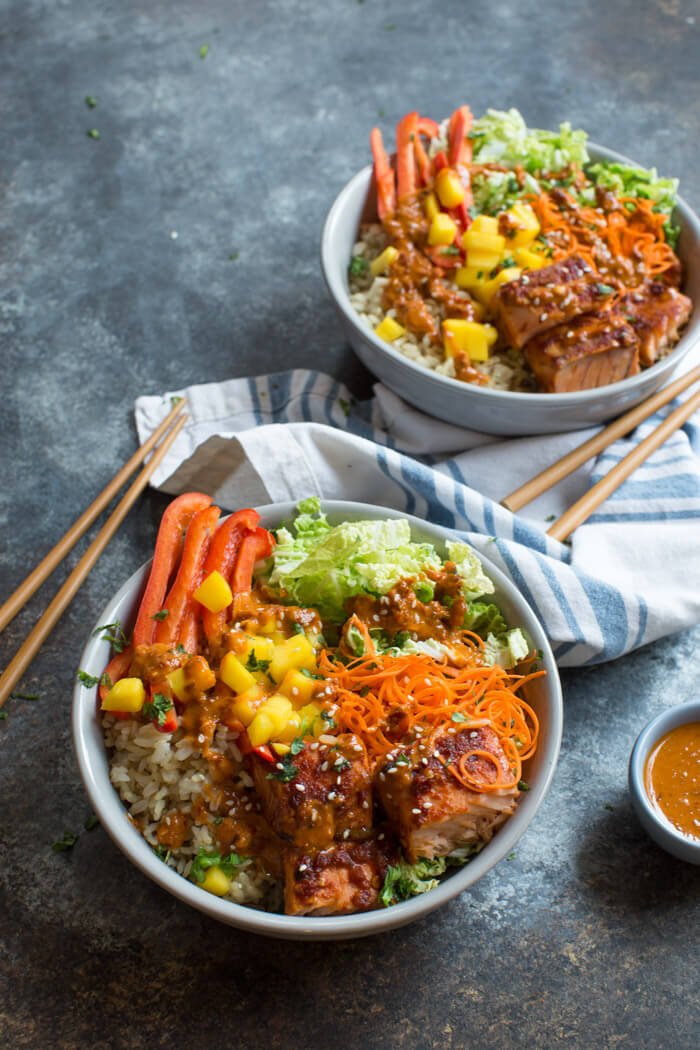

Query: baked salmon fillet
[249,734,373,850]
[282,836,395,916]
[375,725,519,863]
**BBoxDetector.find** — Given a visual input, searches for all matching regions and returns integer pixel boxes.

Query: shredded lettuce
[582,161,680,247]
[379,856,448,906]
[264,501,442,621]
[462,601,508,639]
[445,541,495,601]
[470,108,589,173]
[482,627,530,670]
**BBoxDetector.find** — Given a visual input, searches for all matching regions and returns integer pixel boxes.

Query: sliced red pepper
[448,105,474,168]
[231,527,275,596]
[425,246,462,270]
[417,116,440,140]
[97,646,133,719]
[150,682,178,734]
[433,150,448,174]
[414,131,433,186]
[370,127,396,221]
[154,505,221,646]
[200,509,260,643]
[132,492,213,648]
[253,743,275,762]
[396,111,418,200]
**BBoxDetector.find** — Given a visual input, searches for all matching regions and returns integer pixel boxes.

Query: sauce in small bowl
[645,722,700,843]
[629,701,700,864]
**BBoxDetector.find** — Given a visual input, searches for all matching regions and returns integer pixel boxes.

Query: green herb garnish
[320,710,337,728]
[52,831,79,853]
[84,815,100,831]
[517,780,530,791]
[77,670,100,689]
[597,282,615,296]
[93,621,129,653]
[349,255,369,277]
[152,609,169,622]
[199,43,209,59]
[86,128,100,139]
[451,712,468,723]
[229,252,239,260]
[0,711,7,720]
[266,754,299,783]
[290,737,305,755]
[246,652,271,674]
[142,693,173,726]
[85,95,98,108]
[442,245,460,256]
[10,692,39,700]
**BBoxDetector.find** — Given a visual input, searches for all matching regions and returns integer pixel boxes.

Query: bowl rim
[320,141,700,405]
[628,698,700,854]
[72,499,563,940]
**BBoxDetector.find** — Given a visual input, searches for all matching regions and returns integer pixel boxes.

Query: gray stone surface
[1,1,699,1047]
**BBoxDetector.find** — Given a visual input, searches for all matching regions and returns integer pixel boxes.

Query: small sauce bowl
[629,700,700,865]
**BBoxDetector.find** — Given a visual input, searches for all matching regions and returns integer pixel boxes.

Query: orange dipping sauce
[645,721,700,842]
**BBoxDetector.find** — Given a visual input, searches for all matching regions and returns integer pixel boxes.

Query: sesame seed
[388,766,397,774]
[298,864,308,872]
[296,783,305,791]
[327,791,337,800]
[421,757,429,765]
[310,742,319,750]
[378,833,385,841]
[411,808,421,815]
[276,762,284,770]
[362,800,370,808]
[423,802,432,808]
[321,761,328,771]
[379,772,385,781]
[343,829,350,839]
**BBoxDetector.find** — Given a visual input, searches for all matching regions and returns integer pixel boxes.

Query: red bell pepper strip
[237,730,274,762]
[231,527,275,596]
[97,646,134,719]
[425,246,462,270]
[200,509,260,643]
[370,127,396,221]
[149,682,178,734]
[396,111,418,200]
[132,492,213,648]
[414,132,433,186]
[432,150,447,175]
[154,505,221,646]
[417,116,440,140]
[447,105,474,168]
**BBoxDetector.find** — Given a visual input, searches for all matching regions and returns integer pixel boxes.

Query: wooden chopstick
[0,412,187,709]
[0,398,186,635]
[546,386,700,541]
[501,364,700,513]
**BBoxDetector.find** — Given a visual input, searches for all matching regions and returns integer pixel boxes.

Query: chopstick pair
[501,364,700,540]
[0,399,188,708]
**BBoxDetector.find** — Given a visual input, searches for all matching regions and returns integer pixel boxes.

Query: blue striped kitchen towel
[134,368,700,667]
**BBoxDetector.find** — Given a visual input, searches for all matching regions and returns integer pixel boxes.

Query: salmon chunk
[524,310,639,393]
[618,281,692,366]
[283,837,394,916]
[375,726,519,863]
[492,255,612,348]
[249,734,373,850]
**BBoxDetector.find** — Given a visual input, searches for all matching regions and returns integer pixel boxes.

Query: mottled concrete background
[1,1,699,1047]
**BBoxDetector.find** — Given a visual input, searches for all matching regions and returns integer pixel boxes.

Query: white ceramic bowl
[72,501,563,940]
[321,145,700,436]
[628,700,700,865]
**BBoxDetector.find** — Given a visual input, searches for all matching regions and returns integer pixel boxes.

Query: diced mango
[462,229,505,255]
[298,702,323,738]
[375,316,406,343]
[477,266,522,306]
[276,710,302,742]
[454,265,484,292]
[465,249,502,271]
[241,634,275,664]
[247,710,276,747]
[269,636,317,683]
[435,167,466,208]
[257,610,281,635]
[193,570,232,614]
[514,246,547,270]
[200,865,231,897]
[423,192,439,221]
[101,677,146,713]
[503,202,540,247]
[428,213,457,246]
[278,668,317,708]
[219,652,256,694]
[272,742,291,756]
[469,214,499,235]
[443,320,498,362]
[370,246,399,276]
[231,684,264,726]
[166,667,188,704]
[261,695,294,735]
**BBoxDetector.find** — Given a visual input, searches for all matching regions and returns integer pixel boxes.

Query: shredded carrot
[530,187,678,281]
[317,641,542,792]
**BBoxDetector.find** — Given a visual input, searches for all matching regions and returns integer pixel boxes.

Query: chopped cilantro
[290,737,305,755]
[545,514,556,523]
[100,672,113,689]
[199,43,209,59]
[213,816,224,825]
[349,255,369,277]
[517,780,530,792]
[10,692,39,700]
[229,252,239,260]
[507,852,516,860]
[246,652,271,674]
[85,95,98,108]
[152,609,169,622]
[266,754,299,783]
[142,693,173,726]
[334,757,352,772]
[451,712,468,723]
[84,815,100,831]
[442,245,460,256]
[0,711,7,720]
[604,803,614,811]
[176,643,187,654]
[93,621,129,653]
[321,710,337,728]
[299,667,324,680]
[77,670,100,689]
[384,23,396,30]
[597,282,615,296]
[292,624,305,636]
[86,128,100,139]
[395,753,410,765]
[52,831,79,853]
